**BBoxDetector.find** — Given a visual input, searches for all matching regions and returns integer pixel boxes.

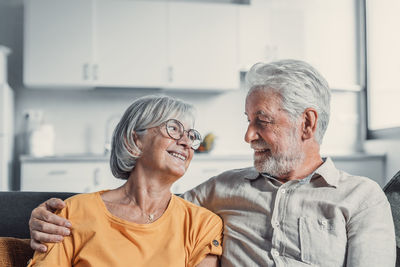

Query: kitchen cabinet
[20,157,125,192]
[20,153,385,193]
[167,2,239,90]
[24,0,95,87]
[238,1,272,70]
[24,0,240,90]
[94,0,168,87]
[237,0,359,88]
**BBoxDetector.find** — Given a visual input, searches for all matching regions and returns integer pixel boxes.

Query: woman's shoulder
[61,191,104,215]
[64,191,99,204]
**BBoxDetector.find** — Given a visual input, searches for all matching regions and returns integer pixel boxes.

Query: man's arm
[29,198,72,252]
[346,197,396,266]
[195,255,219,267]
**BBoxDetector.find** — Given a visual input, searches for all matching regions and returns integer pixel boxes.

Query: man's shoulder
[213,166,258,182]
[174,195,222,225]
[336,170,387,207]
[337,169,381,190]
[182,166,257,206]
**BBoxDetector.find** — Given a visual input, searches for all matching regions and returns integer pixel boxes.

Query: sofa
[2,175,400,267]
[0,191,76,267]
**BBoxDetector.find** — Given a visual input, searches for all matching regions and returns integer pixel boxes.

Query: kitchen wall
[2,0,395,187]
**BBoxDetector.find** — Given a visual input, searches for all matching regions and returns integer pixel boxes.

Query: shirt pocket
[299,217,347,266]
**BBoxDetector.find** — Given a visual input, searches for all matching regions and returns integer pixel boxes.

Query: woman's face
[135,118,195,181]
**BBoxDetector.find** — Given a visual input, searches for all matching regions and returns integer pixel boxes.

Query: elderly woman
[28,95,223,267]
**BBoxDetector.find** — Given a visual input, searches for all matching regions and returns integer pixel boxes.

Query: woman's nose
[177,131,191,148]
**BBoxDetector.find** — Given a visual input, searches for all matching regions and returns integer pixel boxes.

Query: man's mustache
[250,140,271,150]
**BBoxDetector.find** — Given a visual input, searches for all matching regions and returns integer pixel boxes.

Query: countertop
[20,152,386,163]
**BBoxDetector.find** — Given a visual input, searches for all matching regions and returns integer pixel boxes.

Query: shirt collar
[244,157,340,188]
[313,157,340,188]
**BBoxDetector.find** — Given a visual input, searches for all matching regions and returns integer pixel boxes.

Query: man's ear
[301,108,318,141]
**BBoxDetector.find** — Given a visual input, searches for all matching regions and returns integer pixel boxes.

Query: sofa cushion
[0,191,77,238]
[0,237,33,267]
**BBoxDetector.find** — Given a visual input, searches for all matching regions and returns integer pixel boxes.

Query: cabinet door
[20,161,125,192]
[94,0,168,87]
[24,0,94,87]
[167,2,239,90]
[238,1,272,70]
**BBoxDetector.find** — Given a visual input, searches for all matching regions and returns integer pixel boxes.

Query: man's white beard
[252,130,305,177]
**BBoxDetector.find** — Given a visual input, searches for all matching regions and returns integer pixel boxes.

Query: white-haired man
[29,60,396,266]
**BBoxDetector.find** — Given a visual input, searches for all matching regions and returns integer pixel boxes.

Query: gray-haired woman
[28,95,223,267]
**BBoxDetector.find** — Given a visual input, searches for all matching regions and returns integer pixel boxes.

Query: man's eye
[256,119,271,125]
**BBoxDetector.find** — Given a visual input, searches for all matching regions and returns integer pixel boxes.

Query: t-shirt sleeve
[27,205,74,266]
[188,213,223,267]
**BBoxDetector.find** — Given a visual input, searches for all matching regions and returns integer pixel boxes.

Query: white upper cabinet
[24,0,95,88]
[24,0,240,90]
[238,0,272,70]
[238,0,359,88]
[167,2,239,90]
[94,0,168,88]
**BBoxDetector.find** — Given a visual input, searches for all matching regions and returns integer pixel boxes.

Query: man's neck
[277,153,323,182]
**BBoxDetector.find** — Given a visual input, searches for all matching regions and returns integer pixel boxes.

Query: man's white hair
[245,59,331,144]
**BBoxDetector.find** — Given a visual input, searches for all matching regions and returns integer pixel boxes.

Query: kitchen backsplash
[14,84,362,157]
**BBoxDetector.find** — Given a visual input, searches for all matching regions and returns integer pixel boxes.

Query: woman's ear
[124,131,141,157]
[301,108,318,141]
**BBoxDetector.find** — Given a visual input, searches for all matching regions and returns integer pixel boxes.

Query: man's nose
[244,124,259,143]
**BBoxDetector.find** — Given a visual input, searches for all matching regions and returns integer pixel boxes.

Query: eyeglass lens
[166,119,201,149]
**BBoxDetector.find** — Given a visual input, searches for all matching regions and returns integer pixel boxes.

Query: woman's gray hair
[110,95,196,179]
[245,59,331,144]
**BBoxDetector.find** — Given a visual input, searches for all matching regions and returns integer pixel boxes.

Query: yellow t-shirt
[28,191,223,267]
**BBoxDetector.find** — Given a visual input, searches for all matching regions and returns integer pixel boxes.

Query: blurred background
[0,0,399,193]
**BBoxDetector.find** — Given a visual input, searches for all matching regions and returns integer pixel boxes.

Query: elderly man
[29,60,395,266]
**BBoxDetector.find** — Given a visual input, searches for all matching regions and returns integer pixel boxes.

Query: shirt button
[212,240,219,247]
[321,220,327,226]
[281,189,286,194]
[271,249,279,257]
[275,221,280,228]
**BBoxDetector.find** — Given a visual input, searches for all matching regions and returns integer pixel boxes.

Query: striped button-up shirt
[182,157,396,267]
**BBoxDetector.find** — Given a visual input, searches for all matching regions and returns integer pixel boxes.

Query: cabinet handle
[83,63,90,80]
[47,170,67,175]
[168,66,173,83]
[93,168,101,186]
[92,64,98,80]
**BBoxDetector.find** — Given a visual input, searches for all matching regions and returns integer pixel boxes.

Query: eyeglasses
[164,119,202,150]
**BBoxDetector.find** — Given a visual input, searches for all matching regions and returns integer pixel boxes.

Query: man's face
[244,89,305,177]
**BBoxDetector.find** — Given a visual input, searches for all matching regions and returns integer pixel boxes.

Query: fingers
[45,198,67,212]
[30,238,48,253]
[28,198,72,250]
[30,217,71,236]
[31,198,71,228]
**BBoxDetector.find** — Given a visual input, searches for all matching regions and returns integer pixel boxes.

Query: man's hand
[29,198,71,252]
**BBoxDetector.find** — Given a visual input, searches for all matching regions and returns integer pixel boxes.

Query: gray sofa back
[0,191,77,238]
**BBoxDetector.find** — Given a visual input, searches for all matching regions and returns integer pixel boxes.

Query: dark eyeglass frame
[137,119,202,150]
[164,119,202,150]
